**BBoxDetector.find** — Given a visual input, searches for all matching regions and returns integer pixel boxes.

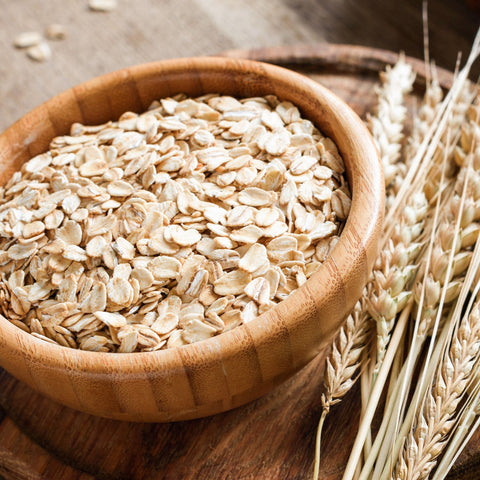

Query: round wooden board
[0,44,477,480]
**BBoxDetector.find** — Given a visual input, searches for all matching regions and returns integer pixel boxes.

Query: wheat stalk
[431,362,480,480]
[368,192,428,375]
[312,307,371,479]
[404,68,443,168]
[364,94,479,480]
[394,300,480,480]
[325,190,428,480]
[321,308,372,415]
[366,95,480,480]
[342,30,480,480]
[415,171,479,340]
[384,29,480,239]
[313,56,417,480]
[359,140,451,480]
[413,97,480,343]
[367,54,415,205]
[423,88,476,204]
[385,97,480,480]
[315,29,480,480]
[312,162,427,480]
[314,56,430,480]
[359,79,451,473]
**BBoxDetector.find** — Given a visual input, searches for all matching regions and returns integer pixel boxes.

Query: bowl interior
[0,57,383,421]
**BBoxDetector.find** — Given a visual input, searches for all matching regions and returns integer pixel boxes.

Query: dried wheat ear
[0,93,350,353]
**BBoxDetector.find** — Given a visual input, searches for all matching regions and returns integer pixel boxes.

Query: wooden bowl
[0,57,383,422]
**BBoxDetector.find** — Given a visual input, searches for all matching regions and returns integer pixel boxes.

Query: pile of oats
[0,93,350,352]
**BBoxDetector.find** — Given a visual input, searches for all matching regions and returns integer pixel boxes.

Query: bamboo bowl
[0,57,383,422]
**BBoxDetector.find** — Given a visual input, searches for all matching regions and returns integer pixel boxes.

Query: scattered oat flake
[26,42,52,62]
[88,0,118,12]
[0,92,348,352]
[45,24,68,40]
[14,31,42,48]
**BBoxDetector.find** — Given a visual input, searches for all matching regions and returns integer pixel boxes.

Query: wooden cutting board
[0,44,477,480]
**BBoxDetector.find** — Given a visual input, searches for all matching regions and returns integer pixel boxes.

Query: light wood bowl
[0,57,383,422]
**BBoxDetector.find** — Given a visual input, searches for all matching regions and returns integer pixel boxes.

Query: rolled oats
[45,24,68,41]
[13,32,43,49]
[88,0,118,12]
[26,42,52,62]
[0,93,350,352]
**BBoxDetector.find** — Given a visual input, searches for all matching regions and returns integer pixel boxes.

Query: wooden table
[1,2,480,479]
[1,42,480,480]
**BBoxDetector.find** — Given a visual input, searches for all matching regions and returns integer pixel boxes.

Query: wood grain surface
[1,1,479,477]
[0,44,477,480]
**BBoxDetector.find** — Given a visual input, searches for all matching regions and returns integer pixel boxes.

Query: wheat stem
[365,152,449,480]
[377,316,452,480]
[313,54,419,478]
[376,237,480,479]
[357,82,480,480]
[358,81,452,480]
[404,67,443,169]
[314,29,480,480]
[373,98,480,480]
[394,297,480,480]
[431,370,480,480]
[382,229,480,479]
[342,302,412,480]
[312,308,371,479]
[313,408,328,480]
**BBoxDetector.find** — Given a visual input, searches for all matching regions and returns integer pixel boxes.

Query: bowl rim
[0,56,383,375]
